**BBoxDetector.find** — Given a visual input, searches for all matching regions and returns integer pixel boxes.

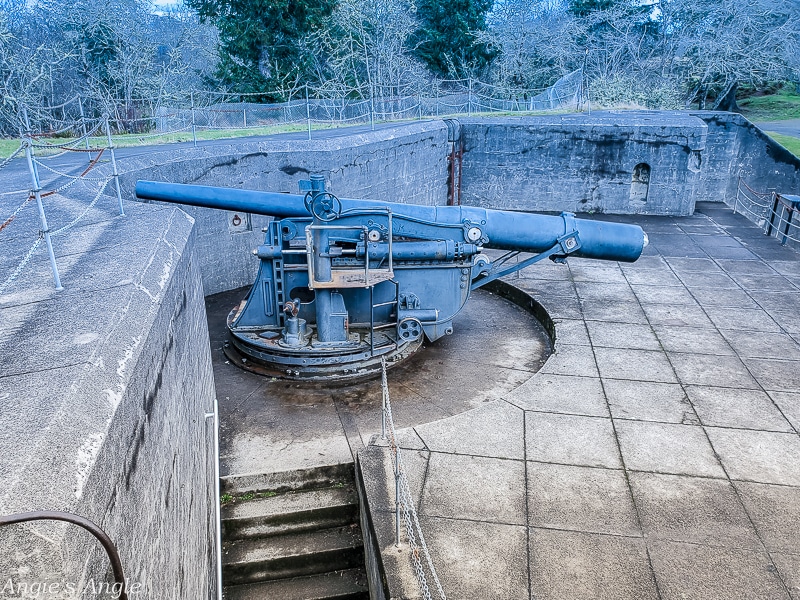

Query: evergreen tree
[411,0,496,78]
[568,0,619,17]
[187,0,336,99]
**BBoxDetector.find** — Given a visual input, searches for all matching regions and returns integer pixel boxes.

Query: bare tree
[309,0,430,100]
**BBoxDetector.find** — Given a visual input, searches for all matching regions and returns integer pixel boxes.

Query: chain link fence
[8,69,585,143]
[1,70,585,294]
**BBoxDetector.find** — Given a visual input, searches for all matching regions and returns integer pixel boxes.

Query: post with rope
[104,116,125,216]
[190,91,198,147]
[21,107,63,292]
[306,84,312,141]
[77,97,91,164]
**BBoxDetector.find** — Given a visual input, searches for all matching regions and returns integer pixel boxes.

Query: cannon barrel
[135,181,646,263]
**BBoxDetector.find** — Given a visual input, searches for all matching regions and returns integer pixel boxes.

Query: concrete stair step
[223,568,369,600]
[221,463,355,496]
[222,486,359,540]
[222,525,365,586]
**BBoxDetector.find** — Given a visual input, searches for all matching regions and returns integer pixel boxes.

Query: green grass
[764,131,800,158]
[0,122,316,162]
[220,490,278,507]
[0,109,577,162]
[739,88,800,122]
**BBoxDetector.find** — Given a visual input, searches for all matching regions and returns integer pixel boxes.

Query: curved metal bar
[0,510,128,600]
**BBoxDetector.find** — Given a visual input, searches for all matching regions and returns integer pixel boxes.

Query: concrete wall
[0,203,216,599]
[692,112,800,201]
[117,122,451,296]
[458,112,708,216]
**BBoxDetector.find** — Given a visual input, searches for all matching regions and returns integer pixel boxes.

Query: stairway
[221,471,369,600]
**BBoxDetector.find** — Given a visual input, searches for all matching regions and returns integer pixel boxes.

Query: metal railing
[379,358,446,600]
[732,177,800,247]
[0,510,129,600]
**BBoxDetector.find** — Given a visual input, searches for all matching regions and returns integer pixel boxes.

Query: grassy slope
[738,88,800,122]
[764,132,800,158]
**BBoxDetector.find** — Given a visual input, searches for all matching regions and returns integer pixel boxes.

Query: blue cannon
[136,176,647,380]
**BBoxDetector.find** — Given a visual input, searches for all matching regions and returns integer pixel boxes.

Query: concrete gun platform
[356,202,800,599]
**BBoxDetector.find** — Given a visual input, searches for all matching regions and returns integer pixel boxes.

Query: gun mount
[136,176,647,380]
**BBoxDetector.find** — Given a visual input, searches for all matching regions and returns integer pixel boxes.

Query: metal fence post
[468,79,473,116]
[77,96,91,163]
[190,91,197,147]
[418,94,422,120]
[766,192,780,237]
[22,108,63,291]
[381,359,387,440]
[105,117,125,216]
[394,448,401,547]
[243,105,247,129]
[370,92,376,131]
[306,85,312,141]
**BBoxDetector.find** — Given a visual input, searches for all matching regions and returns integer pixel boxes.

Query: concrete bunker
[4,112,800,599]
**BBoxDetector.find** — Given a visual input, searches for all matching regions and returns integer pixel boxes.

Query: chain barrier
[50,178,113,237]
[732,178,800,247]
[33,156,108,182]
[0,195,33,234]
[0,144,25,170]
[1,114,124,294]
[380,359,446,600]
[0,237,43,295]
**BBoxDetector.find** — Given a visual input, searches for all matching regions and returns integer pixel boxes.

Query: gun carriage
[136,175,647,380]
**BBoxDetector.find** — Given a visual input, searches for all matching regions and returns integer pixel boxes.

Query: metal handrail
[0,510,128,600]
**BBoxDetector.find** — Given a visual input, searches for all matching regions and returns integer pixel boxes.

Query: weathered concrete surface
[117,121,450,296]
[458,112,707,216]
[361,202,800,600]
[206,287,551,494]
[0,201,216,598]
[694,112,800,202]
